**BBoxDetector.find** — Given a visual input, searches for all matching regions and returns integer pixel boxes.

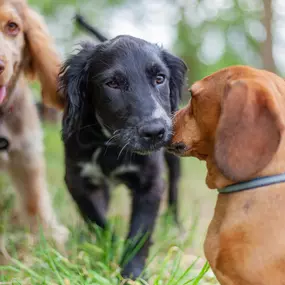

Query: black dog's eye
[106,80,119,89]
[155,74,165,85]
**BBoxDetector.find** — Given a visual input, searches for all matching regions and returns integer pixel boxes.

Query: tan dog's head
[0,0,64,109]
[169,66,285,189]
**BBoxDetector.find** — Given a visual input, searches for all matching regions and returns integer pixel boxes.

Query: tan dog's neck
[205,157,232,189]
[206,114,285,190]
[205,126,285,191]
[205,143,285,190]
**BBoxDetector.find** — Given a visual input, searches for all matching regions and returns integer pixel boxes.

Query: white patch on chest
[110,164,139,178]
[110,164,140,186]
[79,148,140,187]
[79,149,104,185]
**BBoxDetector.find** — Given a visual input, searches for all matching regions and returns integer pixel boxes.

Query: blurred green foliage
[173,0,263,85]
[28,0,270,101]
[28,0,127,15]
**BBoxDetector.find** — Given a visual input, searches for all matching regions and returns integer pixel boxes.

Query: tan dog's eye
[5,21,20,36]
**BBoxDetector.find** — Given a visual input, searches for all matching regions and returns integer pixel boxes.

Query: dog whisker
[117,141,130,160]
[104,133,121,155]
[105,133,120,145]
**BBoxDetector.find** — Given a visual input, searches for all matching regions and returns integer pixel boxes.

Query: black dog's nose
[139,122,166,142]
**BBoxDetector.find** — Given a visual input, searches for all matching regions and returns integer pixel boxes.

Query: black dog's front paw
[121,257,146,280]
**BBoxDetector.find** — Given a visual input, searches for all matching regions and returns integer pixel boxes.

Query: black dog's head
[60,35,187,154]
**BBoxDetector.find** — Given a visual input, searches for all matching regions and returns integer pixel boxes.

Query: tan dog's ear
[215,80,283,181]
[23,7,64,109]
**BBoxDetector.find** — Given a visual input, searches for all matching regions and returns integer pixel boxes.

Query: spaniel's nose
[0,60,5,74]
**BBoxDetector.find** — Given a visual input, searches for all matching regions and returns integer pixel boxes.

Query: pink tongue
[0,86,7,105]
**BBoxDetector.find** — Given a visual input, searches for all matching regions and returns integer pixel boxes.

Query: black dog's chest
[79,146,142,187]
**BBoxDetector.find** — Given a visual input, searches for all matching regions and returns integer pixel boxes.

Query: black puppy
[75,13,182,226]
[59,35,187,278]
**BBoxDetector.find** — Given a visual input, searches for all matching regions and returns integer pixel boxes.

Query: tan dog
[169,65,285,285]
[0,0,67,256]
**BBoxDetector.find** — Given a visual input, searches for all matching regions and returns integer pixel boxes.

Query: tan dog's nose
[0,60,5,74]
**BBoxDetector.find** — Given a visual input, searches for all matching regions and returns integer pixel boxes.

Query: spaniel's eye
[5,21,20,36]
[155,74,165,85]
[106,80,119,89]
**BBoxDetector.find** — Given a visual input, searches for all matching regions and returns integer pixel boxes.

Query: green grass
[0,123,218,284]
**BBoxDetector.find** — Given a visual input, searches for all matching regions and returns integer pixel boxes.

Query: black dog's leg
[65,166,109,229]
[71,186,109,229]
[121,179,164,279]
[164,151,181,225]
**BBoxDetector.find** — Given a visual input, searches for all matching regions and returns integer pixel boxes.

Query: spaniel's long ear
[215,80,284,181]
[162,51,187,113]
[23,6,64,109]
[58,43,95,141]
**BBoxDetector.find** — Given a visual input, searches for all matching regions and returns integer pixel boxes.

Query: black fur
[75,16,184,222]
[59,35,187,279]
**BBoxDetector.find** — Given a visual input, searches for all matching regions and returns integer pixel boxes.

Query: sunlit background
[30,0,280,268]
[1,1,282,283]
[29,0,282,238]
[31,0,284,96]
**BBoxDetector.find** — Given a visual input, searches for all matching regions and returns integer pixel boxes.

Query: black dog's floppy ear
[162,51,187,113]
[59,42,95,140]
